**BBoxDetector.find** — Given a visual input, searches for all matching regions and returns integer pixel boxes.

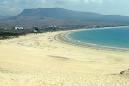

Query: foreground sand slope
[0,31,129,86]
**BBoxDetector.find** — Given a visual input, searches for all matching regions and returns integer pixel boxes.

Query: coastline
[0,30,129,86]
[56,27,129,52]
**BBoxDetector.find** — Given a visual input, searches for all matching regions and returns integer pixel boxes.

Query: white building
[14,27,24,30]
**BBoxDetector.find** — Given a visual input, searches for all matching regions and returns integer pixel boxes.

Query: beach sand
[0,30,129,86]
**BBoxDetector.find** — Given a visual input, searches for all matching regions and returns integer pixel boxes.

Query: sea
[68,26,129,50]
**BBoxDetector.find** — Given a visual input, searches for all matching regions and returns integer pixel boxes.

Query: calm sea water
[69,26,129,49]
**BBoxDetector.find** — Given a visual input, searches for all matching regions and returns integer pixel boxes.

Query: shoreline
[0,29,129,86]
[55,28,129,52]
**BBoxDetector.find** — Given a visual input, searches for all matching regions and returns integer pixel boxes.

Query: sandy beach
[0,30,129,86]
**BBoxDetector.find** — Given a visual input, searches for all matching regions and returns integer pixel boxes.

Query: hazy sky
[0,0,129,16]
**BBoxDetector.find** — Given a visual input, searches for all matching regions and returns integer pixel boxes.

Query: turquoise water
[69,26,129,49]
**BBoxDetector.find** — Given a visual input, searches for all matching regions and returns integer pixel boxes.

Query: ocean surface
[69,26,129,50]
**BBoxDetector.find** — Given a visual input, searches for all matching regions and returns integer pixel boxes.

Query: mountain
[17,8,129,24]
[19,8,101,20]
[0,15,9,19]
[0,8,129,28]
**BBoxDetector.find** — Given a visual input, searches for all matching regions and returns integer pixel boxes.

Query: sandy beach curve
[0,30,129,86]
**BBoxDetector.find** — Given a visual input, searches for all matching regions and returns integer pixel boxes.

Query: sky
[0,0,129,16]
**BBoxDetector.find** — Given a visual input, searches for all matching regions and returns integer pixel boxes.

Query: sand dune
[0,31,129,86]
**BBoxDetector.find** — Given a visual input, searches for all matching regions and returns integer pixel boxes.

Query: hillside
[0,8,129,28]
[0,15,9,19]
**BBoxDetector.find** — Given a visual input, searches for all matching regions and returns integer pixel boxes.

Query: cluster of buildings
[0,25,58,34]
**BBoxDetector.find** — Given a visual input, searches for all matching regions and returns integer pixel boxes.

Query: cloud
[0,0,129,16]
[81,0,103,4]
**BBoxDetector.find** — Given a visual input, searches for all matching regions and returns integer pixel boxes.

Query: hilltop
[0,8,129,29]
